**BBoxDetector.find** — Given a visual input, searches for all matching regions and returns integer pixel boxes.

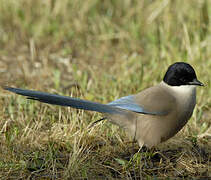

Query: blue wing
[108,95,162,115]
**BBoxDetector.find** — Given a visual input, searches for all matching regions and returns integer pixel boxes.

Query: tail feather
[3,86,122,114]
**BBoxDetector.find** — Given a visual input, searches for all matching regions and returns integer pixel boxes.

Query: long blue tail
[3,86,123,114]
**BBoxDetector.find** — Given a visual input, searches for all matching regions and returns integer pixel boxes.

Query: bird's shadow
[106,138,211,179]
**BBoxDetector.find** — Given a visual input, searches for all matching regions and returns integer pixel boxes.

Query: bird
[2,62,204,148]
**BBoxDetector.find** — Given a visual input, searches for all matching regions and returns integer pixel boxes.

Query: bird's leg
[140,146,150,168]
[140,146,157,169]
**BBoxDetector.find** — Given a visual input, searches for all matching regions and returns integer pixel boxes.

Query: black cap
[163,62,204,86]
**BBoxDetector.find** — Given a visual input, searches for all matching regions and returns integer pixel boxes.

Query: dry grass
[0,0,210,179]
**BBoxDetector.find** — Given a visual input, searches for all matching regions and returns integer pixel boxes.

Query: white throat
[161,81,196,97]
[161,81,196,115]
[161,81,197,126]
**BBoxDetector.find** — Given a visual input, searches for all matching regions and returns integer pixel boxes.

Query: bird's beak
[189,78,204,86]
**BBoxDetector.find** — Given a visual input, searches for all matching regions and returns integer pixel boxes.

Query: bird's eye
[180,77,187,82]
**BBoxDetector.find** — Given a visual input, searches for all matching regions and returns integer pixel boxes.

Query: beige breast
[108,82,196,148]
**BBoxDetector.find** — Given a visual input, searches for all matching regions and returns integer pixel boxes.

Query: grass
[0,0,210,179]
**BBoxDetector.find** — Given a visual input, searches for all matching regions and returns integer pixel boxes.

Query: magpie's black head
[163,62,204,86]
